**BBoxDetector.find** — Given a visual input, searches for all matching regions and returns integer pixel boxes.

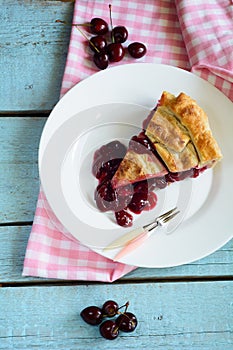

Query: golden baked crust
[111,150,167,188]
[160,91,223,166]
[155,142,198,172]
[145,106,190,152]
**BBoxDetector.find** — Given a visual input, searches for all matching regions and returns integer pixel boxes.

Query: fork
[106,207,180,261]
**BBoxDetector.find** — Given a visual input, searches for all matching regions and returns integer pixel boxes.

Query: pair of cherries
[78,5,147,69]
[80,300,138,340]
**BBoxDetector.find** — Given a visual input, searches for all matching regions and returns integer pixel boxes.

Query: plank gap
[1,275,233,288]
[0,111,50,116]
[0,221,33,227]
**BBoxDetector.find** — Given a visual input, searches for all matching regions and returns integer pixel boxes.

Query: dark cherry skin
[115,210,133,227]
[144,192,158,211]
[99,320,119,340]
[102,300,119,317]
[115,312,138,332]
[89,35,107,52]
[128,192,149,214]
[112,25,128,43]
[92,141,126,178]
[80,306,103,325]
[128,42,147,58]
[93,51,109,70]
[107,43,125,62]
[90,18,108,35]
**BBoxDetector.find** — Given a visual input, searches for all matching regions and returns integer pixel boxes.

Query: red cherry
[102,300,119,317]
[90,18,108,35]
[99,320,119,340]
[115,210,133,227]
[128,42,147,58]
[107,43,125,62]
[80,306,103,325]
[89,35,107,52]
[112,26,128,43]
[128,192,148,214]
[144,192,157,211]
[93,51,109,70]
[115,312,138,332]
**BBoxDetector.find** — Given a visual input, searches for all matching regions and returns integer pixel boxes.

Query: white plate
[39,63,233,267]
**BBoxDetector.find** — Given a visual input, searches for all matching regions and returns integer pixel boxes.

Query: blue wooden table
[1,2,232,349]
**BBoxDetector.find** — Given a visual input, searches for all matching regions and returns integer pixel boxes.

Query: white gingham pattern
[23,0,233,282]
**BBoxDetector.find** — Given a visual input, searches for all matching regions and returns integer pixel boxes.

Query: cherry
[80,306,103,325]
[144,191,157,211]
[115,210,133,227]
[112,26,128,43]
[107,43,125,62]
[128,192,149,214]
[94,159,122,183]
[95,180,116,212]
[99,320,119,340]
[107,4,126,62]
[72,24,109,70]
[95,180,132,213]
[128,42,147,59]
[133,180,149,194]
[90,18,108,35]
[115,312,138,332]
[93,51,109,70]
[102,300,119,317]
[89,35,107,52]
[92,140,126,178]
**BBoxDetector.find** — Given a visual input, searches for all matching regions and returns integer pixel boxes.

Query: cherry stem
[124,301,129,313]
[75,25,100,53]
[56,19,91,27]
[56,19,99,53]
[118,301,129,311]
[108,4,115,43]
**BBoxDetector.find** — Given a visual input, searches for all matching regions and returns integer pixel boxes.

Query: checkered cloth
[23,0,233,282]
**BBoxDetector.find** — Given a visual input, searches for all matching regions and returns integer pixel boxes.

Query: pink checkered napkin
[23,0,232,281]
[176,0,233,101]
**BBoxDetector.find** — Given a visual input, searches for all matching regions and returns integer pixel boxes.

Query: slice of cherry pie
[93,91,222,227]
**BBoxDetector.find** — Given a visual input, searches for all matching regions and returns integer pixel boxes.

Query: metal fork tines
[144,207,180,232]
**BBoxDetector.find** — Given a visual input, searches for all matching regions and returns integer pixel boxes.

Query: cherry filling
[93,140,159,227]
[92,135,207,227]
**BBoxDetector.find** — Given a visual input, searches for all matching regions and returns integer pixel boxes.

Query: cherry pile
[80,300,137,340]
[66,4,146,70]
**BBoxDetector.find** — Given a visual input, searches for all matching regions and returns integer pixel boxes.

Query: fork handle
[113,228,149,261]
[103,227,147,251]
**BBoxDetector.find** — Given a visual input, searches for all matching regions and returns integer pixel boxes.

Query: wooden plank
[0,1,74,112]
[0,117,46,222]
[0,282,232,349]
[0,226,232,283]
